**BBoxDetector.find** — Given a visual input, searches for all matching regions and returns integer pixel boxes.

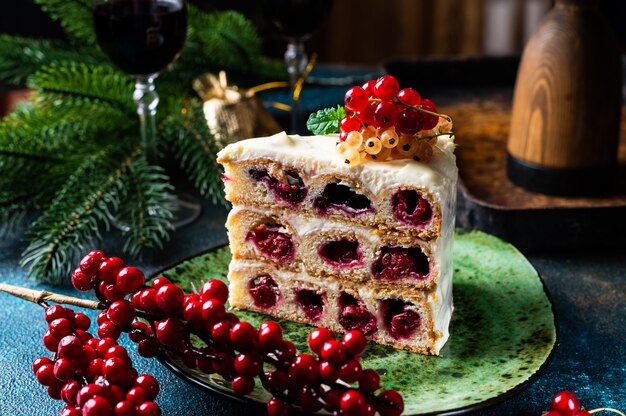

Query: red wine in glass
[93,0,200,229]
[261,0,334,41]
[260,0,334,134]
[93,0,187,76]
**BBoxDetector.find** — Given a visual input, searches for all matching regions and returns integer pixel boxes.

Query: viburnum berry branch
[2,250,406,415]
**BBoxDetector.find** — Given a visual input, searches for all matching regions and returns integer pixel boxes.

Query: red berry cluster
[543,391,593,416]
[58,250,406,415]
[34,303,161,416]
[337,75,452,165]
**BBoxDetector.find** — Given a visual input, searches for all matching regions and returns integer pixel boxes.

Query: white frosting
[219,132,457,354]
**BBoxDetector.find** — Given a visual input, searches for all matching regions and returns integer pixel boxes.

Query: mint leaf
[306,105,346,135]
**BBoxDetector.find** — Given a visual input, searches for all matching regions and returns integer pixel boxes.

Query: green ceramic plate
[155,229,557,415]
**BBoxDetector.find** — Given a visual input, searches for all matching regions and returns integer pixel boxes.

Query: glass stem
[284,40,307,134]
[134,75,159,165]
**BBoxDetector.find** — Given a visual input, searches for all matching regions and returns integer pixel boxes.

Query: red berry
[57,335,83,359]
[103,357,128,384]
[49,318,72,338]
[340,116,362,134]
[77,384,107,407]
[87,358,104,379]
[126,387,151,404]
[397,109,423,135]
[359,369,381,392]
[97,256,125,283]
[339,131,348,142]
[116,266,145,293]
[319,361,339,383]
[230,322,258,352]
[35,363,56,386]
[289,353,319,385]
[320,340,348,366]
[298,385,323,412]
[397,88,421,106]
[138,288,158,311]
[420,98,439,130]
[375,389,404,416]
[274,340,297,363]
[135,374,159,400]
[129,321,152,342]
[72,312,91,331]
[374,101,399,128]
[61,381,81,406]
[234,353,263,377]
[338,358,362,383]
[96,338,117,357]
[265,370,288,392]
[155,317,186,347]
[356,103,377,126]
[267,397,289,416]
[43,330,60,352]
[550,390,581,416]
[156,284,184,314]
[183,300,203,324]
[344,86,369,112]
[60,406,81,416]
[374,75,400,101]
[200,279,229,303]
[103,283,125,302]
[136,402,161,416]
[105,344,131,362]
[114,400,136,416]
[98,321,121,340]
[342,330,367,355]
[137,339,160,358]
[340,390,368,416]
[361,79,376,97]
[151,276,171,289]
[107,300,136,327]
[83,396,113,416]
[232,376,255,395]
[53,358,75,381]
[45,305,71,323]
[72,268,93,291]
[258,321,283,351]
[79,250,105,276]
[48,383,63,400]
[308,327,335,355]
[201,299,226,324]
[211,320,233,346]
[32,357,52,374]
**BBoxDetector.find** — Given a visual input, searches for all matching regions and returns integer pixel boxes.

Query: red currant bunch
[338,75,453,166]
[35,304,161,416]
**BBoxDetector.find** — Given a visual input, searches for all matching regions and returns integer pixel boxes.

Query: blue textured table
[1,198,625,415]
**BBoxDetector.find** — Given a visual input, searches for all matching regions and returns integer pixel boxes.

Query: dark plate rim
[150,238,560,416]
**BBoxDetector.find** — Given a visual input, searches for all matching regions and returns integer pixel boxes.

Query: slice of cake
[217,76,457,354]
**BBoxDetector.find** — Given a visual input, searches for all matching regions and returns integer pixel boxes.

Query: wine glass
[93,0,201,228]
[260,0,334,134]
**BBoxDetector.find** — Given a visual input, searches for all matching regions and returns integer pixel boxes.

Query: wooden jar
[507,0,622,195]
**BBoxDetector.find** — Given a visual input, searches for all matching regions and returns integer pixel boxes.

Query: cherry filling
[248,275,280,309]
[337,292,377,336]
[371,246,430,281]
[391,189,432,226]
[248,168,307,205]
[380,299,421,339]
[318,239,362,268]
[294,288,324,321]
[313,183,374,215]
[245,224,295,263]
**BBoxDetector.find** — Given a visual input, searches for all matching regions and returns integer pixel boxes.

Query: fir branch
[161,99,226,205]
[180,8,266,77]
[0,35,103,86]
[28,63,135,112]
[116,157,175,258]
[20,143,141,284]
[34,0,95,46]
[0,205,27,240]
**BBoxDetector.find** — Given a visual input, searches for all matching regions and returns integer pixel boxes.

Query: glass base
[109,192,202,232]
